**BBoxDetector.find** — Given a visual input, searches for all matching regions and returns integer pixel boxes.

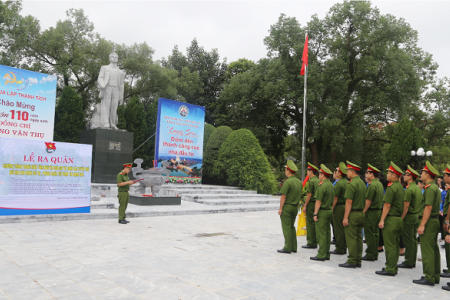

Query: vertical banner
[0,65,57,141]
[155,98,205,183]
[0,137,92,215]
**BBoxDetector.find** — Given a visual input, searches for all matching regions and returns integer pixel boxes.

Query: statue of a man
[97,52,125,129]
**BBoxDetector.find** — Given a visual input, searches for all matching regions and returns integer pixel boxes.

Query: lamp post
[411,148,433,168]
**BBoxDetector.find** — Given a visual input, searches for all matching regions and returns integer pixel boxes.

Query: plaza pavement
[0,211,448,300]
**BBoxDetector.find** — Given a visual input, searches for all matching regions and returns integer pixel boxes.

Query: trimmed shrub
[213,129,277,194]
[54,86,86,143]
[202,126,233,184]
[203,124,215,151]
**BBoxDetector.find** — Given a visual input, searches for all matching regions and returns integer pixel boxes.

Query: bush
[202,126,233,184]
[54,86,86,143]
[203,124,215,151]
[213,129,277,194]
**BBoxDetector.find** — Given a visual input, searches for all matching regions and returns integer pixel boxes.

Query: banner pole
[301,32,308,183]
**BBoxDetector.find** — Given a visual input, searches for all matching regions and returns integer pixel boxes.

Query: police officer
[398,165,421,269]
[277,160,302,254]
[413,161,441,286]
[331,162,348,255]
[310,164,334,261]
[443,225,450,291]
[302,163,320,249]
[441,165,450,278]
[362,164,383,262]
[117,163,136,224]
[339,161,366,268]
[375,162,404,276]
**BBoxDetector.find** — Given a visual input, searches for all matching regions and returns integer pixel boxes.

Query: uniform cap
[306,162,319,171]
[337,162,347,175]
[442,164,450,175]
[346,161,361,172]
[285,160,298,173]
[367,164,381,174]
[386,161,403,177]
[320,164,332,176]
[123,163,132,168]
[422,161,438,177]
[405,165,419,179]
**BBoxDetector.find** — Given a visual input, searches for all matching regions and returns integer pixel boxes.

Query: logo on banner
[179,105,189,117]
[3,71,29,90]
[45,142,56,153]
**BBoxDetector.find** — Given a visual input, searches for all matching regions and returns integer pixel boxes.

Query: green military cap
[123,163,133,168]
[306,162,319,171]
[346,161,361,172]
[442,164,450,175]
[386,161,403,176]
[405,165,420,179]
[367,163,381,174]
[337,162,347,175]
[285,160,298,173]
[422,161,439,177]
[319,164,333,176]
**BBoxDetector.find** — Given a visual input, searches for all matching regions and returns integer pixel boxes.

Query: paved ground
[0,211,448,300]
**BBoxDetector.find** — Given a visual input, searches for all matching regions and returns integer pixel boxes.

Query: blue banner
[155,98,205,180]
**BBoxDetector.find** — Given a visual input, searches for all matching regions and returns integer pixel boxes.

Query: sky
[21,0,450,79]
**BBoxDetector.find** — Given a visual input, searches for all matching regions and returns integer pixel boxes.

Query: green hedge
[202,126,233,184]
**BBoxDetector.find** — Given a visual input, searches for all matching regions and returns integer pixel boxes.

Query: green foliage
[213,129,277,194]
[145,99,159,161]
[53,86,86,143]
[203,124,215,151]
[202,126,233,184]
[226,58,255,78]
[385,119,425,170]
[429,145,450,173]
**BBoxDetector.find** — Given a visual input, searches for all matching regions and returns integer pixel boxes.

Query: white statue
[94,52,125,130]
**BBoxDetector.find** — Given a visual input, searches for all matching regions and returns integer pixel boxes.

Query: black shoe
[363,240,366,243]
[356,264,361,268]
[441,272,450,278]
[277,249,291,254]
[310,256,326,261]
[118,220,127,224]
[444,269,448,273]
[421,276,439,284]
[447,282,450,286]
[292,250,297,253]
[301,245,317,249]
[339,262,356,268]
[361,256,376,261]
[331,240,336,245]
[413,278,434,286]
[330,250,346,255]
[397,262,415,268]
[382,268,397,275]
[124,219,130,223]
[376,270,395,276]
[378,249,384,253]
[399,253,405,256]
[443,285,450,291]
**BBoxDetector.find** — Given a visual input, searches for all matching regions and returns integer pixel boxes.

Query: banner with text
[0,137,92,215]
[155,98,205,179]
[0,65,57,141]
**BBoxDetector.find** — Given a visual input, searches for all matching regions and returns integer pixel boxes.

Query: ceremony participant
[440,165,450,278]
[413,161,441,286]
[311,164,334,261]
[277,160,302,254]
[331,162,348,255]
[398,166,421,269]
[117,163,137,224]
[339,161,366,268]
[375,162,404,276]
[302,163,320,249]
[362,164,383,262]
[443,226,450,291]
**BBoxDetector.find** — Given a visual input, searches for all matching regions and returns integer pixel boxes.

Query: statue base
[129,195,181,206]
[80,128,134,183]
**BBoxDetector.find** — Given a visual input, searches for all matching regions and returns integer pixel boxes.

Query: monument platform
[129,195,181,206]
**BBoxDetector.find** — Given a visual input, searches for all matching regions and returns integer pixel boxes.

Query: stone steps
[195,198,280,206]
[91,202,115,209]
[183,193,273,201]
[166,189,257,196]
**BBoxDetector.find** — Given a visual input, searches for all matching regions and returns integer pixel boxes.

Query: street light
[411,148,433,162]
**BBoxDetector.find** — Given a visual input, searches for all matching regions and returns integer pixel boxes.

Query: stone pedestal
[80,128,134,183]
[129,195,181,206]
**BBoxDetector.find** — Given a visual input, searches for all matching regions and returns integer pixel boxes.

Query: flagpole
[301,32,308,183]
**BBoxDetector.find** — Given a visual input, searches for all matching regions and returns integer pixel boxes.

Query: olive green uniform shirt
[383,180,404,216]
[307,176,320,202]
[366,178,384,209]
[404,182,422,215]
[117,172,130,192]
[280,176,302,205]
[444,188,450,216]
[314,179,334,210]
[344,176,366,210]
[419,181,441,217]
[334,178,348,205]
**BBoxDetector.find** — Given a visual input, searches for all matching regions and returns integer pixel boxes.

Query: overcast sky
[21,0,450,79]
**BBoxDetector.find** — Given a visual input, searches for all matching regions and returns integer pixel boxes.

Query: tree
[203,124,215,151]
[202,126,233,184]
[226,58,255,78]
[53,86,86,143]
[213,129,277,194]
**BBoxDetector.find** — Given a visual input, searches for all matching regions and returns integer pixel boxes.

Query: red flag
[302,175,309,188]
[300,35,309,75]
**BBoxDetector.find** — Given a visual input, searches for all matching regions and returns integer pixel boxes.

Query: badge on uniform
[319,182,323,185]
[387,182,393,187]
[425,184,431,189]
[406,185,410,189]
[347,180,352,184]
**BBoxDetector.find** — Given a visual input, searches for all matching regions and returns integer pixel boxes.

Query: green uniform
[343,176,366,265]
[419,181,441,284]
[280,176,302,252]
[314,179,334,259]
[306,176,320,247]
[382,180,405,274]
[401,182,422,266]
[444,190,450,271]
[333,177,348,254]
[364,178,384,260]
[117,172,130,221]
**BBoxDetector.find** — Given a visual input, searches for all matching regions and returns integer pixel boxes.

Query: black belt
[406,212,418,215]
[368,208,382,211]
[118,191,129,193]
[387,215,401,218]
[335,203,345,206]
[419,214,439,219]
[320,208,332,211]
[351,209,363,212]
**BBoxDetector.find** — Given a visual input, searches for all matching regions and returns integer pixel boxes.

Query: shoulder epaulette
[406,184,410,189]
[387,182,393,187]
[368,181,372,185]
[425,184,431,189]
[319,181,323,185]
[347,179,352,184]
